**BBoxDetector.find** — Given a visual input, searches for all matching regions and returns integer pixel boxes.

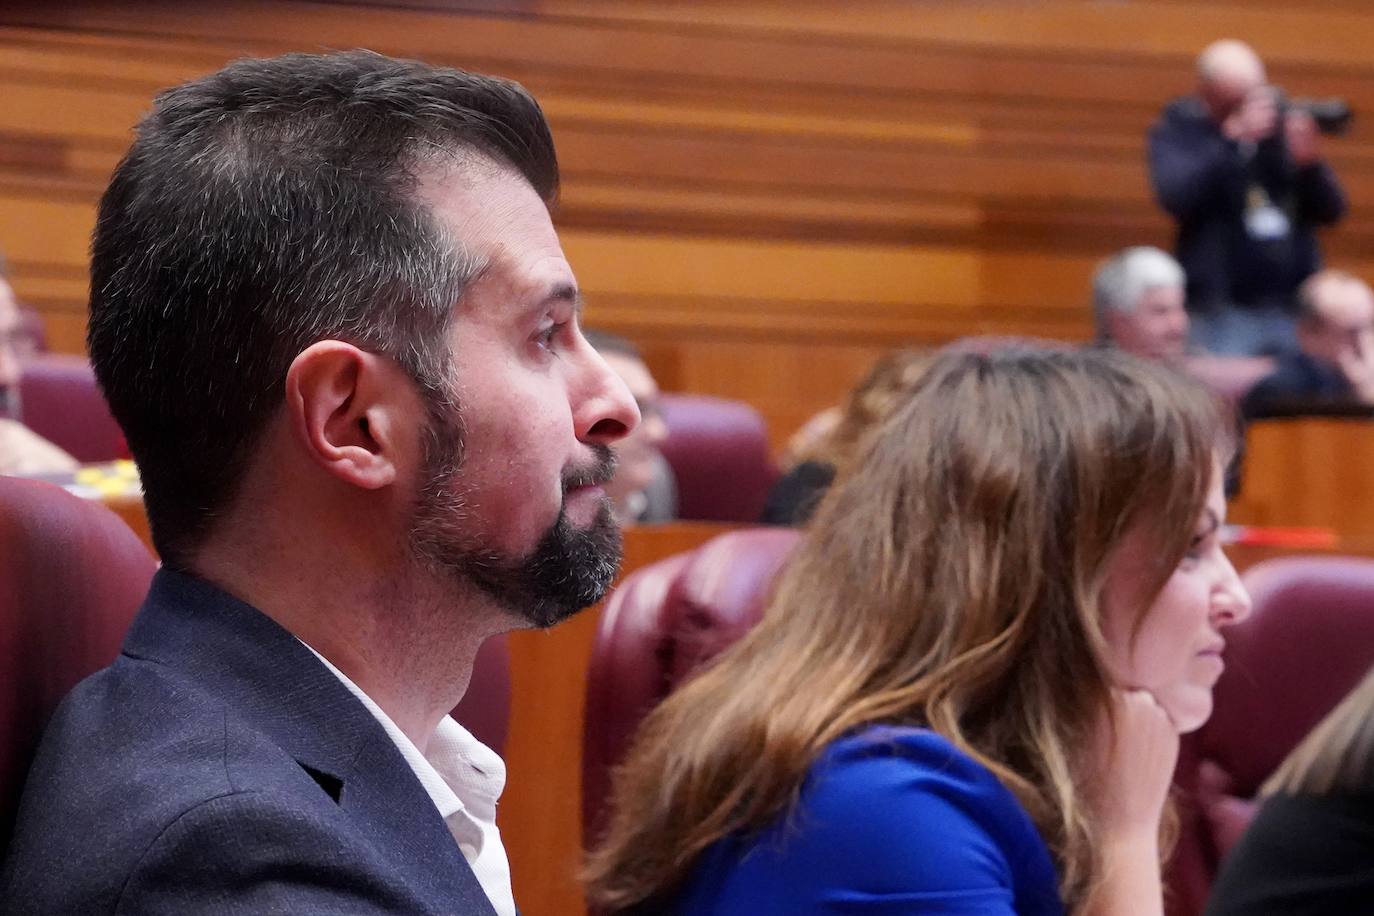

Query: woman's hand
[1088,688,1179,843]
[1080,689,1178,916]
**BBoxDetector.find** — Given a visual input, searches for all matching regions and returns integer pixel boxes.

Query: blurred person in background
[1093,246,1191,363]
[588,347,1250,915]
[0,256,77,476]
[1242,269,1374,419]
[762,348,929,526]
[1205,663,1374,914]
[1149,39,1346,357]
[584,331,676,525]
[1092,245,1274,407]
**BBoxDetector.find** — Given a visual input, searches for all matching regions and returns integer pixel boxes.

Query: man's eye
[536,322,565,349]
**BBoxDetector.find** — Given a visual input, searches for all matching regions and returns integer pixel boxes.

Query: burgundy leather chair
[1166,556,1374,916]
[659,393,778,523]
[453,635,512,755]
[582,527,801,844]
[0,477,157,850]
[18,354,128,463]
[0,477,511,855]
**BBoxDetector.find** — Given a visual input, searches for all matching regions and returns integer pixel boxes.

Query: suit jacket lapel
[343,735,495,911]
[122,568,496,914]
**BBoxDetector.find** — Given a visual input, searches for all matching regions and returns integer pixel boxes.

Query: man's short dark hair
[88,51,559,567]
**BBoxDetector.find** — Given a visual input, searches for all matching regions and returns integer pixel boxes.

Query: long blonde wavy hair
[584,346,1228,913]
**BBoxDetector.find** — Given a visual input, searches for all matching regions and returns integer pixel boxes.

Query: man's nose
[576,351,641,447]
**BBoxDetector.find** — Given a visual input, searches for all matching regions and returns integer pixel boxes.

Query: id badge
[1245,185,1291,241]
[1246,204,1291,240]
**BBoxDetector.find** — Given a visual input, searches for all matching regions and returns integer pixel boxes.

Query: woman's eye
[1184,534,1208,561]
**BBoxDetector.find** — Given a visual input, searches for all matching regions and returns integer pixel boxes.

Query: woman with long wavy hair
[585,346,1252,915]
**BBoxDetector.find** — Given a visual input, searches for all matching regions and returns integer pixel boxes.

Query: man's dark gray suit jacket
[0,569,498,914]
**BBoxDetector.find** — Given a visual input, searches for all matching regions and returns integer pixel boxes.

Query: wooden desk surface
[1230,418,1374,540]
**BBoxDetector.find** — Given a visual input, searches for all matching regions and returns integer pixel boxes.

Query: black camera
[1284,94,1354,136]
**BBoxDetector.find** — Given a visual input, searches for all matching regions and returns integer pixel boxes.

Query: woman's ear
[284,340,410,490]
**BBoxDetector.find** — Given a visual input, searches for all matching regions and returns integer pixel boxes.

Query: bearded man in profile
[0,51,638,916]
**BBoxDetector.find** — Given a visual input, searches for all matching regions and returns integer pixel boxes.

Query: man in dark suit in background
[1148,39,1346,357]
[0,255,78,476]
[0,51,637,914]
[1243,269,1374,419]
[583,330,677,526]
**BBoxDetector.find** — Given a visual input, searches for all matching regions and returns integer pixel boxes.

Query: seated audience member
[1148,40,1346,357]
[1,52,639,914]
[1205,664,1374,914]
[587,347,1251,915]
[1242,269,1374,419]
[1092,246,1274,407]
[761,348,928,526]
[1092,247,1259,495]
[0,259,77,477]
[1093,246,1191,363]
[584,331,675,525]
[776,404,841,471]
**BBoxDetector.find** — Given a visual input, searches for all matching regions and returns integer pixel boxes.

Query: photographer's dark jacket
[1241,351,1356,420]
[1148,96,1347,312]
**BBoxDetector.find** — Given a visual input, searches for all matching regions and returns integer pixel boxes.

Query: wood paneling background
[6,1,1374,450]
[8,6,1374,912]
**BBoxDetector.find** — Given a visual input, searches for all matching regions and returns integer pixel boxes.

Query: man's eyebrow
[546,283,584,315]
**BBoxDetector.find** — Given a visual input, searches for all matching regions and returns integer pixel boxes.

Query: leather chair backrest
[0,478,156,851]
[452,635,512,755]
[1198,556,1374,793]
[659,394,778,523]
[582,527,800,844]
[18,354,127,463]
[0,474,512,859]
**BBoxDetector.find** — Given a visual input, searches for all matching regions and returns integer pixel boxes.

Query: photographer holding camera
[1149,39,1347,356]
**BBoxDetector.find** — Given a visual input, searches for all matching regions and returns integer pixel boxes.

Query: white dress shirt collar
[300,641,516,916]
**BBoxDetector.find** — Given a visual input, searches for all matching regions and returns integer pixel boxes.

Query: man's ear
[284,341,411,490]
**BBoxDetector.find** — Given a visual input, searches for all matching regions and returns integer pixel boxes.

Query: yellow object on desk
[66,459,142,500]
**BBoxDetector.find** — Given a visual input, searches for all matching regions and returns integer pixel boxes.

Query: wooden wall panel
[6,0,1374,469]
[0,23,1367,423]
[4,5,1374,914]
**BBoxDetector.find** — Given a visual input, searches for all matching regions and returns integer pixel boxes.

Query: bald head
[1300,271,1373,325]
[1297,270,1374,368]
[1198,40,1267,121]
[1199,40,1265,86]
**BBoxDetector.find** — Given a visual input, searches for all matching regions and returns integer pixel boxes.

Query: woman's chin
[1158,688,1214,734]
